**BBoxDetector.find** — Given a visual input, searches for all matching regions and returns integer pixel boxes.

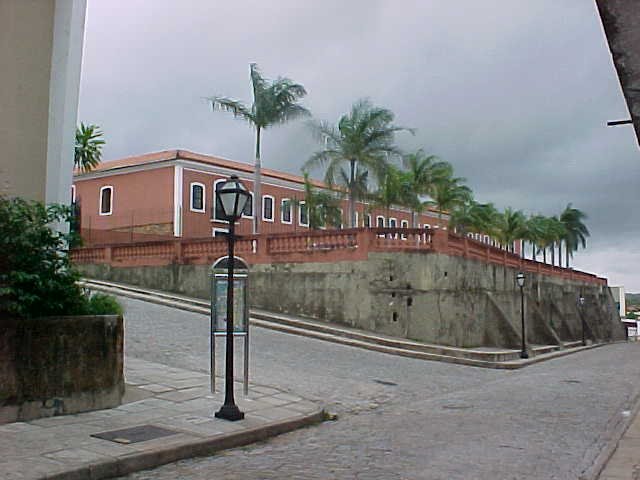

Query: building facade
[72,149,460,245]
[1,0,86,205]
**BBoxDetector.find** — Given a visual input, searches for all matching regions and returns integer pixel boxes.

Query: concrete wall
[77,253,625,349]
[0,315,124,424]
[0,0,86,204]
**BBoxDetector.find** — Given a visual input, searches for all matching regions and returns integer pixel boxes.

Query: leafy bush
[0,196,120,318]
[85,292,123,316]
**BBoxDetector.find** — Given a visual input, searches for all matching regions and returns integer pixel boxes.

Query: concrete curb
[80,279,615,371]
[43,409,325,480]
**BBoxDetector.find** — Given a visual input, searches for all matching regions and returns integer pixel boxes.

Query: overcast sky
[78,0,640,291]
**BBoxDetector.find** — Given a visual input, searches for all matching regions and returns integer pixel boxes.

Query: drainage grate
[91,425,179,444]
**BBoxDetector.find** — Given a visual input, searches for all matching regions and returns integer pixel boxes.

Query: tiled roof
[74,149,327,188]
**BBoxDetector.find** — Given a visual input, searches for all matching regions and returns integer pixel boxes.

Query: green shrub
[85,292,123,316]
[0,196,122,318]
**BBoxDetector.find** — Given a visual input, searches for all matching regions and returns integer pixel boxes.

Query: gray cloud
[78,0,640,290]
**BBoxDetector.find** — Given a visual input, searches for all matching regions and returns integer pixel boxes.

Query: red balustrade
[70,227,606,285]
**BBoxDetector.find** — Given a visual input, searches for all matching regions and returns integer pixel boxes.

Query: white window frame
[213,179,226,221]
[190,182,206,213]
[71,185,76,203]
[354,211,359,228]
[99,185,113,216]
[262,195,275,222]
[424,224,431,229]
[365,214,372,228]
[212,227,229,237]
[389,218,397,228]
[484,235,490,244]
[298,201,309,227]
[242,192,254,219]
[281,198,292,224]
[401,220,409,229]
[376,215,385,228]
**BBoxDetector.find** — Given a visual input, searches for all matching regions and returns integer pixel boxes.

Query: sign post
[210,256,249,395]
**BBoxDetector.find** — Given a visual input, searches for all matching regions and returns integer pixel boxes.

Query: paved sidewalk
[0,358,324,480]
[598,404,640,480]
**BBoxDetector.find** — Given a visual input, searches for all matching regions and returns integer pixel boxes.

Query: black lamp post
[215,175,250,421]
[516,272,528,359]
[579,295,586,346]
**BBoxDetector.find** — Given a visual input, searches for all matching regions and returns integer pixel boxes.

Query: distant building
[71,149,462,245]
[610,286,626,318]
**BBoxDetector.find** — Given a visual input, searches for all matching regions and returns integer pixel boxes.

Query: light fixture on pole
[579,295,586,346]
[516,272,528,359]
[215,175,250,421]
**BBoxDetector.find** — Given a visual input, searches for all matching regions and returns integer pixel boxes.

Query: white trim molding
[173,165,183,236]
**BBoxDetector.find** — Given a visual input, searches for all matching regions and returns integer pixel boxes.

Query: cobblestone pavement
[118,297,640,479]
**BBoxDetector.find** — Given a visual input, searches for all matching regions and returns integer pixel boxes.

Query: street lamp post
[579,295,586,346]
[215,175,250,422]
[516,272,528,359]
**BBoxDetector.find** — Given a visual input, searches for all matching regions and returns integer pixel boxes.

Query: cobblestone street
[118,297,640,479]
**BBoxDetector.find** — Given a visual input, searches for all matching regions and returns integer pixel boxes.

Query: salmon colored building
[72,149,507,249]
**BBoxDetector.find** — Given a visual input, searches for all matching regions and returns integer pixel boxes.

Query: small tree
[0,196,120,318]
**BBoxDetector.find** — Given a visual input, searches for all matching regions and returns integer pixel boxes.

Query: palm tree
[559,204,589,268]
[337,166,370,225]
[450,200,498,236]
[74,123,105,173]
[401,149,449,227]
[305,99,412,228]
[428,168,473,224]
[208,64,310,233]
[493,208,527,253]
[524,215,547,261]
[536,216,565,265]
[300,173,342,229]
[374,164,404,220]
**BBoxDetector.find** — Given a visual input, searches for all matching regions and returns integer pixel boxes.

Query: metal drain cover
[91,425,179,444]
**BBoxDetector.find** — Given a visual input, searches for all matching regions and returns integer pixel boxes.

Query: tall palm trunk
[348,159,357,228]
[411,210,417,228]
[558,241,562,269]
[532,242,537,261]
[253,126,261,235]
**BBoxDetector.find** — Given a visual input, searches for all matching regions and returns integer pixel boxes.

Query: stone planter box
[0,315,124,424]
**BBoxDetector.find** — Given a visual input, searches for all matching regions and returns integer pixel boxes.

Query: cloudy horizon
[78,0,640,291]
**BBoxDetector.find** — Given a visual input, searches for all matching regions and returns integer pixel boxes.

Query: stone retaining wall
[77,253,625,349]
[0,315,124,423]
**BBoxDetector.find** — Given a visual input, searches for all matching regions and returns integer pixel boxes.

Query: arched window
[190,182,205,212]
[99,186,113,215]
[376,216,385,228]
